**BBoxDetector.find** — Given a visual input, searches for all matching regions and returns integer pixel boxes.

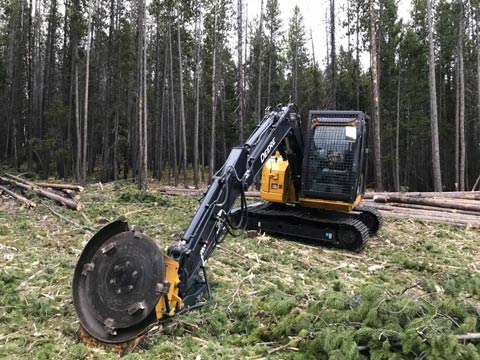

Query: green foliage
[116,189,170,205]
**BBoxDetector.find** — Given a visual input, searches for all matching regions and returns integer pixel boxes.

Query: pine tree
[287,6,308,108]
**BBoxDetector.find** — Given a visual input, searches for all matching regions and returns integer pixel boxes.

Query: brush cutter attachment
[72,218,167,344]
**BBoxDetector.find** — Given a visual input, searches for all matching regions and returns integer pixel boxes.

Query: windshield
[303,125,358,198]
[312,126,354,168]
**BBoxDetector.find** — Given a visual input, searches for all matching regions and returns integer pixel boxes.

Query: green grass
[1,183,480,359]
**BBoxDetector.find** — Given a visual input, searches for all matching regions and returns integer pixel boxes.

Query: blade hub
[108,259,139,295]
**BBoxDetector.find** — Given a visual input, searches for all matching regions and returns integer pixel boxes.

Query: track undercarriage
[235,202,383,252]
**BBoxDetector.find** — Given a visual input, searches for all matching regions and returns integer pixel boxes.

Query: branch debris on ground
[1,183,480,359]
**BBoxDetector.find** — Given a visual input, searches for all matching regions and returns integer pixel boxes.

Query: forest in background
[0,0,479,192]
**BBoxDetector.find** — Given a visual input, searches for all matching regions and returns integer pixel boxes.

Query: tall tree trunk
[159,40,168,181]
[82,0,92,185]
[220,81,227,163]
[256,0,264,117]
[427,0,442,192]
[136,0,148,190]
[293,45,298,104]
[33,0,42,141]
[210,6,218,180]
[113,107,119,181]
[310,28,316,67]
[201,110,205,182]
[71,0,81,182]
[101,0,115,182]
[476,11,480,177]
[330,0,336,109]
[177,12,188,188]
[237,0,245,142]
[395,72,401,192]
[153,19,161,180]
[168,22,178,186]
[369,0,383,191]
[27,0,33,172]
[459,9,466,192]
[455,60,460,190]
[267,20,273,109]
[356,2,360,109]
[136,0,144,189]
[194,4,201,189]
[142,10,148,189]
[75,59,81,182]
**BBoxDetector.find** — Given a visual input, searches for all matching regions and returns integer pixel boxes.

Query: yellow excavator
[72,104,382,349]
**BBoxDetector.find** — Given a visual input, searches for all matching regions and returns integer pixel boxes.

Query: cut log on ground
[362,202,480,228]
[373,195,480,212]
[159,187,260,198]
[34,182,85,192]
[365,191,480,200]
[1,175,84,210]
[369,201,480,217]
[0,185,37,208]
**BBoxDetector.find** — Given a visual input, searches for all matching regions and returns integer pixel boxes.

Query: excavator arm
[72,104,305,346]
[169,103,304,307]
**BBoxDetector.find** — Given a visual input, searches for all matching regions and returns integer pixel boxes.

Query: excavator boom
[72,104,305,345]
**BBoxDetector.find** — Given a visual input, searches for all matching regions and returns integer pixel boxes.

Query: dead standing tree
[369,0,383,191]
[177,8,188,189]
[136,0,148,190]
[210,3,218,181]
[427,0,442,192]
[82,0,93,185]
[236,0,245,143]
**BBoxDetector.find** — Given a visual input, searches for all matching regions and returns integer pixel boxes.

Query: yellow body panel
[260,156,362,212]
[260,152,296,203]
[155,255,183,319]
[299,195,363,212]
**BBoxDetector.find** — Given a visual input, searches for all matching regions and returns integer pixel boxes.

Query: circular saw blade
[72,220,165,343]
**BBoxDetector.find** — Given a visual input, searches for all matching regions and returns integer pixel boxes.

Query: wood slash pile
[363,191,480,228]
[0,173,84,210]
[159,187,480,228]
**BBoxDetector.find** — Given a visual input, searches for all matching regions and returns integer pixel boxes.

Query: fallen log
[374,195,480,212]
[366,203,480,227]
[373,202,480,217]
[0,185,37,208]
[164,188,480,201]
[35,182,85,192]
[365,191,480,200]
[1,175,83,210]
[457,333,480,342]
[159,187,261,198]
[377,212,479,228]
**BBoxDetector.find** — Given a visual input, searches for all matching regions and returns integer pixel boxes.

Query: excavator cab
[301,111,368,208]
[260,110,368,212]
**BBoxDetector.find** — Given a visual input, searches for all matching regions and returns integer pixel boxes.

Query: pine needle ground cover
[1,184,480,359]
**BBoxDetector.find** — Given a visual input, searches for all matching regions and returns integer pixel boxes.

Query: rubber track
[353,205,384,234]
[246,203,370,251]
